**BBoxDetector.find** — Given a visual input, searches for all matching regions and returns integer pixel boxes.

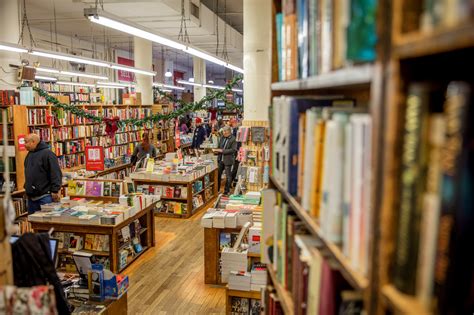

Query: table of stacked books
[30,202,156,273]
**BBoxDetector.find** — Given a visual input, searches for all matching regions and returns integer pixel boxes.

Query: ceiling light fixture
[110,64,155,76]
[84,9,244,75]
[208,80,214,84]
[36,67,60,74]
[177,79,202,87]
[152,83,185,91]
[56,81,95,87]
[96,81,133,88]
[60,71,108,80]
[203,84,225,90]
[97,85,125,89]
[35,75,57,81]
[0,41,28,53]
[164,69,172,78]
[31,49,110,67]
[188,77,194,82]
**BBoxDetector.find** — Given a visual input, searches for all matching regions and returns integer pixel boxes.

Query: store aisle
[124,213,225,314]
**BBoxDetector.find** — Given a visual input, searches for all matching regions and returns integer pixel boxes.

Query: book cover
[296,113,306,199]
[86,181,103,197]
[296,0,309,78]
[67,180,77,195]
[111,182,122,197]
[103,182,112,197]
[302,109,319,211]
[220,232,232,251]
[346,0,377,62]
[320,0,333,73]
[84,234,94,250]
[276,13,284,81]
[332,0,350,69]
[342,120,353,258]
[310,117,327,218]
[393,84,433,294]
[230,297,249,314]
[250,299,261,315]
[262,189,277,264]
[75,181,86,195]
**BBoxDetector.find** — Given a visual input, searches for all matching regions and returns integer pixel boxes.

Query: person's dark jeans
[231,159,240,184]
[218,162,233,195]
[27,194,53,214]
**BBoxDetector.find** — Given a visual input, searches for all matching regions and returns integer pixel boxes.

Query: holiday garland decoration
[32,76,243,132]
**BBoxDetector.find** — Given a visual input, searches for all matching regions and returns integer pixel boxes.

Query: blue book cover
[276,13,283,81]
[297,0,309,78]
[346,0,377,62]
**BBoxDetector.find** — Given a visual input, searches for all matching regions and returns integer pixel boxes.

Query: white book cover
[342,122,353,257]
[302,109,318,211]
[306,247,324,315]
[273,204,281,272]
[349,115,364,272]
[319,118,336,237]
[360,115,372,276]
[320,0,333,74]
[271,97,283,184]
[280,97,291,190]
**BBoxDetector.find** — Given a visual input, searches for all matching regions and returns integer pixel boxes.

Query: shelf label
[17,134,26,151]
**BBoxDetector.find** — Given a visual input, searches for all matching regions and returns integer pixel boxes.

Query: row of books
[102,108,151,120]
[68,93,90,103]
[57,153,85,169]
[192,180,204,194]
[136,184,188,199]
[157,201,187,215]
[192,195,205,209]
[67,180,123,197]
[27,108,49,125]
[276,0,376,81]
[0,90,18,105]
[236,126,268,144]
[13,198,27,218]
[53,126,87,140]
[54,109,84,126]
[418,0,473,32]
[263,189,363,314]
[34,82,94,94]
[13,219,32,235]
[52,140,85,157]
[0,106,13,122]
[392,81,474,314]
[230,297,261,315]
[0,156,17,173]
[104,143,136,160]
[0,125,13,141]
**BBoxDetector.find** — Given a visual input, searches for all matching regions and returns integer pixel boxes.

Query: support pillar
[193,56,206,101]
[134,37,153,104]
[243,0,272,121]
[0,0,21,90]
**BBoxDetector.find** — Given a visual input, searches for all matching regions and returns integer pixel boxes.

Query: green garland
[32,76,243,128]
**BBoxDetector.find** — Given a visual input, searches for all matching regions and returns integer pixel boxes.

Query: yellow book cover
[310,120,326,218]
[84,234,94,250]
[175,203,182,215]
[297,113,307,199]
[67,180,77,195]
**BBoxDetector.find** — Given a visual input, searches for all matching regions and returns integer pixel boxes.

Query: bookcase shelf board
[267,264,294,315]
[30,201,156,273]
[227,288,262,300]
[269,176,369,290]
[381,285,431,315]
[394,22,474,59]
[271,64,374,91]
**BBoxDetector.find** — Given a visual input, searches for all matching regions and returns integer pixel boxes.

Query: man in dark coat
[213,126,237,195]
[192,117,207,156]
[24,133,62,213]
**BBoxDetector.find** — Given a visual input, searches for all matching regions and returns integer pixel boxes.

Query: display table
[132,168,219,219]
[30,203,156,273]
[69,292,128,315]
[226,287,261,315]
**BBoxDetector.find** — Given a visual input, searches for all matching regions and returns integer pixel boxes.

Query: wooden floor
[124,209,226,314]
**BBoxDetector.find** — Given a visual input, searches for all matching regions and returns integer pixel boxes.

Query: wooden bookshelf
[267,264,294,315]
[271,64,374,91]
[269,176,369,291]
[225,287,262,315]
[381,285,431,315]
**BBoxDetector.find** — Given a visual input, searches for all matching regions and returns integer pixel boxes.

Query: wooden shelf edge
[381,285,432,315]
[394,22,474,59]
[270,64,374,91]
[226,287,262,300]
[267,264,295,315]
[269,176,368,290]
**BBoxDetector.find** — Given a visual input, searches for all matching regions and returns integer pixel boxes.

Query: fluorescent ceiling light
[165,70,172,77]
[31,49,110,67]
[177,80,203,87]
[188,77,194,82]
[162,89,172,92]
[56,81,95,87]
[35,75,57,81]
[226,64,244,73]
[97,81,133,87]
[0,41,28,53]
[232,88,243,92]
[208,80,214,84]
[97,85,125,89]
[36,67,60,74]
[186,47,226,66]
[110,64,155,76]
[60,71,108,80]
[87,15,186,51]
[203,84,225,90]
[152,83,185,91]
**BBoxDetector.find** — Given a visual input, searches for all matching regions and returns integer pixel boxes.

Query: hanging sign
[85,146,105,171]
[17,134,26,151]
[117,56,135,82]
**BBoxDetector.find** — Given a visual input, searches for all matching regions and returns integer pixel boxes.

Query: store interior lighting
[152,83,185,91]
[0,42,29,53]
[56,81,95,87]
[85,9,244,74]
[165,70,173,77]
[35,75,57,81]
[36,67,108,80]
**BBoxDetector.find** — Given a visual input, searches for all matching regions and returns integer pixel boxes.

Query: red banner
[17,134,26,151]
[85,146,105,171]
[117,56,135,82]
[173,71,184,86]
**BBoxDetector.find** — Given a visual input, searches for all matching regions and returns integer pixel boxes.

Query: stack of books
[220,248,248,283]
[250,263,267,292]
[228,271,252,291]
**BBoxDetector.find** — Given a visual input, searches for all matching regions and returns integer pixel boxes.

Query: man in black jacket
[24,133,62,214]
[213,126,237,195]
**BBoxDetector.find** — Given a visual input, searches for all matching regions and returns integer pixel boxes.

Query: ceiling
[24,0,243,79]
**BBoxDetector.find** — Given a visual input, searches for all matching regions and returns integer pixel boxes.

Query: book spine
[435,82,473,314]
[393,84,430,294]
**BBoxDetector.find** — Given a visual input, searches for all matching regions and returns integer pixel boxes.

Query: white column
[134,37,153,104]
[243,0,272,121]
[0,0,21,90]
[193,56,206,101]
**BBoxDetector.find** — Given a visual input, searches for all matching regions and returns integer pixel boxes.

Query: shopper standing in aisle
[24,133,62,214]
[213,126,237,195]
[230,118,241,186]
[191,117,207,156]
[131,133,157,166]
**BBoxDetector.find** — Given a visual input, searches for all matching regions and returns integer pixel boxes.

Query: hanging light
[188,77,194,83]
[35,75,57,81]
[0,41,28,53]
[165,69,172,77]
[208,80,214,84]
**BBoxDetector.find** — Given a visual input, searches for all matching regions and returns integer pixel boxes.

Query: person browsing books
[213,126,237,195]
[131,133,157,166]
[24,133,62,214]
[191,117,207,155]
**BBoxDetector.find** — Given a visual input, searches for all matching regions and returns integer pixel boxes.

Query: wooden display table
[69,292,128,315]
[30,203,156,273]
[133,168,218,219]
[226,287,261,315]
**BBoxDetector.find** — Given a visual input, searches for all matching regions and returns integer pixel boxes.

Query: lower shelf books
[67,180,123,197]
[220,231,240,251]
[13,198,27,218]
[192,195,205,210]
[84,234,110,252]
[156,201,187,215]
[136,184,187,199]
[230,297,261,315]
[264,287,283,315]
[13,218,32,235]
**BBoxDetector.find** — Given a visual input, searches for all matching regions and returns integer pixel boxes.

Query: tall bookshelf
[265,0,473,315]
[151,102,175,154]
[265,0,387,314]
